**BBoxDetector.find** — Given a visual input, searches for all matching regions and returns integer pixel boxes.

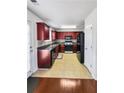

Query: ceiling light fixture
[61,25,77,28]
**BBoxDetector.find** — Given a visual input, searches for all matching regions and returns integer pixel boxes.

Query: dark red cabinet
[60,44,65,53]
[55,45,59,57]
[44,25,49,40]
[37,22,49,40]
[38,50,51,68]
[73,45,77,53]
[38,45,59,68]
[56,32,80,39]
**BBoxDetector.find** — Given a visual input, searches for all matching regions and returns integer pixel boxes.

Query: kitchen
[27,0,97,93]
[37,24,84,68]
[1,0,123,93]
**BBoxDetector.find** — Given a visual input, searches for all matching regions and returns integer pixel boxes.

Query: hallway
[32,53,92,79]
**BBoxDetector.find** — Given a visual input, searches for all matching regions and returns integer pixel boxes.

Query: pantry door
[85,26,93,73]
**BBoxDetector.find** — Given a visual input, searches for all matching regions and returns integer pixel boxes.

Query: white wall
[84,8,97,79]
[27,9,43,77]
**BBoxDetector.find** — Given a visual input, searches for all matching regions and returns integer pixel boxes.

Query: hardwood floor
[27,77,97,93]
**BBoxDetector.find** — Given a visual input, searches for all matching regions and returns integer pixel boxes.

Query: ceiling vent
[31,0,37,3]
[30,0,39,5]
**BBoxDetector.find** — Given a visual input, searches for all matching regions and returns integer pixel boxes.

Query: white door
[85,26,93,73]
[27,21,33,78]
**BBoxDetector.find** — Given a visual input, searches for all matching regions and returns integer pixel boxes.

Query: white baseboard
[27,71,32,78]
[38,68,49,70]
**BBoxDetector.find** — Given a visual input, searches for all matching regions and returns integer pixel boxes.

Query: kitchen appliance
[77,32,84,63]
[64,36,73,52]
[65,36,72,41]
[64,41,73,45]
[77,34,80,51]
[64,41,73,52]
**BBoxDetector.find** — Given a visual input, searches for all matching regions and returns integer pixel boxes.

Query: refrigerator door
[80,32,85,63]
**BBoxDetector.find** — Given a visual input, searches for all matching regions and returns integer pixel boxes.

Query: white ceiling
[27,0,96,30]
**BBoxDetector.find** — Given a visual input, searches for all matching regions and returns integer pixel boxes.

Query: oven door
[64,45,73,51]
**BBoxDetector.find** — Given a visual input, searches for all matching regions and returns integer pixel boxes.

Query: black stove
[64,41,73,45]
[64,40,73,51]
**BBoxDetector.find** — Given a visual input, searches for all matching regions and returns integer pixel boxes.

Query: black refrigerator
[77,32,84,64]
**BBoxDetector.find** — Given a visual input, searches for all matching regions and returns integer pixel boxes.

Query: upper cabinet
[37,22,49,40]
[56,32,80,39]
[52,30,56,41]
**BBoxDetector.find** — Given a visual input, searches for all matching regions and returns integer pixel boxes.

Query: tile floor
[32,53,92,79]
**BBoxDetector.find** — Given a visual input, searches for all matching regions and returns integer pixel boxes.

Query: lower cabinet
[73,45,77,53]
[55,45,59,57]
[38,50,51,68]
[60,44,65,53]
[37,45,59,68]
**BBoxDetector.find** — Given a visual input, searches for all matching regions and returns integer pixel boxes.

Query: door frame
[27,20,34,78]
[84,25,93,77]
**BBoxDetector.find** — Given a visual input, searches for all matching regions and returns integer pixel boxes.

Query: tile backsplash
[37,40,56,47]
[37,39,77,47]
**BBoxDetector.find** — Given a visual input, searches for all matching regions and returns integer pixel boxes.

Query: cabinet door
[44,25,49,40]
[37,23,44,40]
[73,45,77,53]
[38,50,51,68]
[37,23,49,40]
[54,32,56,40]
[55,46,59,57]
[75,32,80,39]
[61,45,65,53]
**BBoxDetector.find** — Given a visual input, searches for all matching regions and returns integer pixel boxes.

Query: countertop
[38,44,59,51]
[38,42,79,51]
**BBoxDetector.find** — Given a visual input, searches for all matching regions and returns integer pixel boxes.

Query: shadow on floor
[27,77,40,93]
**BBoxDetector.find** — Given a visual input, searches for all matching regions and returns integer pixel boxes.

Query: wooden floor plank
[27,77,97,93]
